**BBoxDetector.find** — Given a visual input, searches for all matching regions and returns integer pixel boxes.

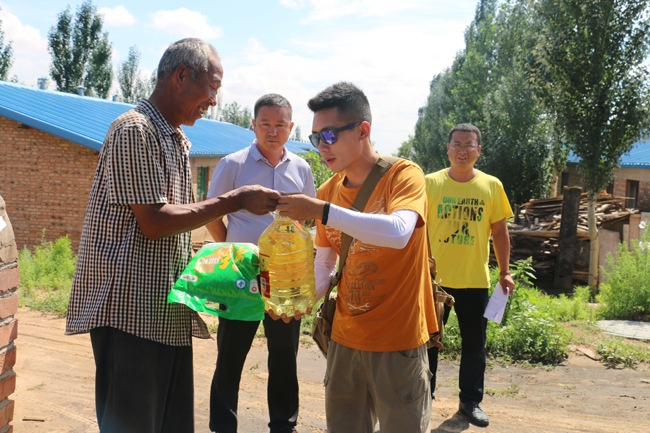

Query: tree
[292,125,303,142]
[528,0,650,288]
[118,45,140,103]
[48,1,113,96]
[85,32,112,98]
[135,69,156,102]
[407,0,555,205]
[221,101,253,128]
[0,7,13,81]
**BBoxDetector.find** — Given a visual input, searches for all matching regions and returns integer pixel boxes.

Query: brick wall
[0,117,98,252]
[0,195,18,433]
[613,178,627,198]
[0,116,228,253]
[639,180,650,212]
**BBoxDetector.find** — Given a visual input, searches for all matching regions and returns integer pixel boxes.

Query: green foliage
[547,286,595,322]
[596,339,650,367]
[118,45,140,103]
[48,1,113,96]
[528,0,650,201]
[292,125,303,142]
[302,150,332,190]
[408,0,555,205]
[443,258,570,364]
[18,233,76,317]
[597,229,650,320]
[0,7,13,81]
[221,101,253,129]
[85,32,112,98]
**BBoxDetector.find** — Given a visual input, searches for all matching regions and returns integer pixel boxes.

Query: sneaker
[458,400,489,427]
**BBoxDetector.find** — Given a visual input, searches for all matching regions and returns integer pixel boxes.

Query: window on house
[197,167,209,202]
[605,181,614,195]
[626,180,639,209]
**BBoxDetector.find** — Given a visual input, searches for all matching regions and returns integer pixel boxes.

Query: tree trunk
[588,198,599,291]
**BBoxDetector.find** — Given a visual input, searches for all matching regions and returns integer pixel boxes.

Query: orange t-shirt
[316,159,438,352]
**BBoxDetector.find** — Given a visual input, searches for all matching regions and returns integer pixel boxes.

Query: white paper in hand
[483,282,509,324]
[0,218,6,233]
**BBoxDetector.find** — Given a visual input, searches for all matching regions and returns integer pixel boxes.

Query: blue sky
[0,0,480,156]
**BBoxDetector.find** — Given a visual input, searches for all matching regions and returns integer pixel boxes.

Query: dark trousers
[428,287,489,404]
[90,326,194,433]
[209,313,301,433]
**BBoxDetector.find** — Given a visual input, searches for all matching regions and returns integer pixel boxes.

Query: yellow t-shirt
[425,169,513,289]
[316,159,438,352]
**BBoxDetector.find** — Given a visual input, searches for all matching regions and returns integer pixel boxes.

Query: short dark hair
[307,82,372,125]
[448,123,482,146]
[254,93,292,119]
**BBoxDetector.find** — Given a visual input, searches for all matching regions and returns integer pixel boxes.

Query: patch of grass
[595,338,650,367]
[441,258,570,365]
[597,228,650,321]
[485,380,520,397]
[18,233,76,317]
[27,383,46,391]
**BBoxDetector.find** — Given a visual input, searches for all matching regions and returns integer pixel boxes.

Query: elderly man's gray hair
[157,38,220,82]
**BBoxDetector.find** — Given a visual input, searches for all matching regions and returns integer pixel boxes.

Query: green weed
[596,339,650,367]
[18,232,76,317]
[442,259,570,364]
[597,228,650,321]
[485,380,520,397]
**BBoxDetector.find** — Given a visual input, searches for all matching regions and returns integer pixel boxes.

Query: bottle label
[260,271,271,298]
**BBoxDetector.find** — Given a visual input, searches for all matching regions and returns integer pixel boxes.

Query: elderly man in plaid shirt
[66,38,279,433]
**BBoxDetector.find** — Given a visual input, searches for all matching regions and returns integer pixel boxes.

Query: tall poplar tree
[0,7,13,81]
[528,0,650,288]
[48,1,113,96]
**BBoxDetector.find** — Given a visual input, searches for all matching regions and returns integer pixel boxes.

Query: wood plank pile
[491,193,634,286]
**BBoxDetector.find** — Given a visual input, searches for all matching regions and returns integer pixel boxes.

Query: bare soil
[13,307,650,433]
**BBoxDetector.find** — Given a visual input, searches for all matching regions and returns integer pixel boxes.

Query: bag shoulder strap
[325,157,401,299]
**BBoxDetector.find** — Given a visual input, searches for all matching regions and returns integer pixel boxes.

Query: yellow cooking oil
[258,213,316,316]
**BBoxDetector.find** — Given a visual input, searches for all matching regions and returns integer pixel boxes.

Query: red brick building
[556,138,650,211]
[0,82,309,253]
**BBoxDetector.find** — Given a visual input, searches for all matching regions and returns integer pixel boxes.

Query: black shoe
[459,400,489,427]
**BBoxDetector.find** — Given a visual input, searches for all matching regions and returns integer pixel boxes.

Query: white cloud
[0,9,49,86]
[280,0,306,8]
[149,9,222,40]
[0,9,48,56]
[99,6,136,27]
[218,8,467,156]
[302,0,428,23]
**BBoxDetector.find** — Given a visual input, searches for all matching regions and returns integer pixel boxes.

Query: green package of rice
[168,242,264,321]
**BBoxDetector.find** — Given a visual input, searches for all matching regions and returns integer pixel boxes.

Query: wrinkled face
[177,55,223,127]
[312,107,363,174]
[252,105,294,155]
[447,131,481,170]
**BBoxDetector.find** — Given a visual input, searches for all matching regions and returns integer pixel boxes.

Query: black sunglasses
[308,122,363,149]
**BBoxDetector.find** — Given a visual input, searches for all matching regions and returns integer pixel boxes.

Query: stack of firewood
[490,193,635,286]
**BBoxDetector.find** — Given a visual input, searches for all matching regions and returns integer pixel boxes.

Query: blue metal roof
[0,80,311,157]
[567,137,650,169]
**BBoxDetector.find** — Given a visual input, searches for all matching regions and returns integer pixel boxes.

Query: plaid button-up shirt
[66,100,209,346]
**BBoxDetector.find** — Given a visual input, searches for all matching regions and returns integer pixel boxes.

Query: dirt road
[13,307,650,432]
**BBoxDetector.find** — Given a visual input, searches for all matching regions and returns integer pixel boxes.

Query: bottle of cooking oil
[258,213,316,316]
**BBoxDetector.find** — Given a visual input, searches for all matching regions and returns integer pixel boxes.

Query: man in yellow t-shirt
[426,123,514,428]
[276,82,437,433]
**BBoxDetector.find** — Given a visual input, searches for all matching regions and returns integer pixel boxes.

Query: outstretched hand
[276,193,325,222]
[230,185,280,215]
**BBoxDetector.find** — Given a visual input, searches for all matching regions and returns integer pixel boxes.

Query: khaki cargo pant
[324,341,432,433]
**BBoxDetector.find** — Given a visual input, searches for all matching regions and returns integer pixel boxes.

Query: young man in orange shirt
[277,82,437,433]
